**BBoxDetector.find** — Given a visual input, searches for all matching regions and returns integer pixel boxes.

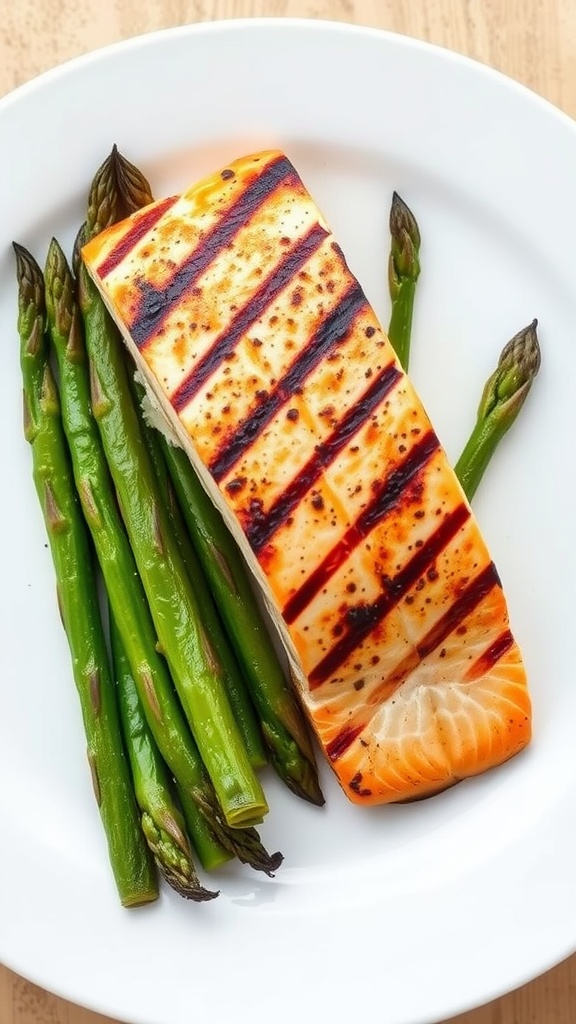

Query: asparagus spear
[14,242,158,908]
[45,237,278,874]
[110,613,218,901]
[78,265,269,833]
[160,439,324,806]
[454,320,541,500]
[387,191,421,370]
[132,378,267,771]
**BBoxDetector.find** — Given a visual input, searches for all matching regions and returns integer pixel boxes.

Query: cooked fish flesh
[82,149,532,805]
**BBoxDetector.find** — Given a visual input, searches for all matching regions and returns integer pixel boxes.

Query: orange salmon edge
[81,148,533,807]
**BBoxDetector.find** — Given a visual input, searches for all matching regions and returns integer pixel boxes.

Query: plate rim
[1,16,575,1024]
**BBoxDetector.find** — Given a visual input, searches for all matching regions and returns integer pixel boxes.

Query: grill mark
[96,195,178,278]
[213,281,370,484]
[322,562,502,763]
[246,356,401,552]
[308,503,471,689]
[354,562,502,710]
[131,155,295,347]
[465,628,514,681]
[416,562,501,661]
[172,221,329,412]
[283,430,439,624]
[326,723,365,762]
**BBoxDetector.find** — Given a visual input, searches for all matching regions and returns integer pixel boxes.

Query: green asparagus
[45,235,279,872]
[131,378,267,771]
[14,241,158,908]
[160,440,324,806]
[387,191,421,370]
[110,613,218,901]
[454,319,541,501]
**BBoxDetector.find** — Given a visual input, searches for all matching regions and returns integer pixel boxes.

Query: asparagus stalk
[78,266,270,833]
[454,320,541,501]
[161,439,324,806]
[110,613,218,901]
[132,378,267,771]
[14,242,158,908]
[45,237,278,874]
[387,191,421,370]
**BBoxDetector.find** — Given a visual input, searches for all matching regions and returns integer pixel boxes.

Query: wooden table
[1,1,575,1021]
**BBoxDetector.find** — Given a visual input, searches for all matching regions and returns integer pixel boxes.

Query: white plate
[1,18,575,1024]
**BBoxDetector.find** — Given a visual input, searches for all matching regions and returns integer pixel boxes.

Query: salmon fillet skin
[82,149,532,806]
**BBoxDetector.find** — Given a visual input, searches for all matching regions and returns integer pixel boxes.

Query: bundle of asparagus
[15,151,292,905]
[13,149,540,907]
[14,241,158,907]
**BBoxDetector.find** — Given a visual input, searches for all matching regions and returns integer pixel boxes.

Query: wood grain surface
[1,1,575,1021]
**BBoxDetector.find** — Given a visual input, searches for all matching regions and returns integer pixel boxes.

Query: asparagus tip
[388,191,421,304]
[141,813,220,901]
[499,317,540,374]
[44,236,75,339]
[389,191,421,253]
[12,240,41,277]
[263,724,325,807]
[215,817,284,876]
[86,144,154,239]
[282,776,325,807]
[157,862,219,903]
[13,242,46,319]
[455,317,542,500]
[46,234,66,268]
[490,317,542,413]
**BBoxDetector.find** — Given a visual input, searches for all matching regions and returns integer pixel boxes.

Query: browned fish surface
[82,150,532,805]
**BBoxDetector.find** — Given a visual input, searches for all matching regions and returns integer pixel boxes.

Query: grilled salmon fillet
[82,149,532,805]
